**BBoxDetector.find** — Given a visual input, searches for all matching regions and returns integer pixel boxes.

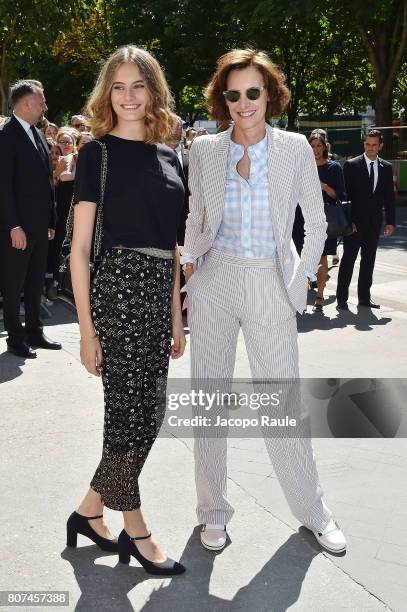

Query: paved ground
[0,206,406,612]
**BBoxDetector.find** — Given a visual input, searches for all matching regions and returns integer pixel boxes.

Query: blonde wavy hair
[86,45,177,143]
[56,128,78,154]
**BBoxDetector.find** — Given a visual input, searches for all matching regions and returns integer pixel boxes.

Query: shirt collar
[13,111,32,133]
[364,153,378,167]
[228,131,268,187]
[229,129,268,161]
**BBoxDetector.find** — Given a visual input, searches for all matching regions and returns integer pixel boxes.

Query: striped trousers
[187,249,332,532]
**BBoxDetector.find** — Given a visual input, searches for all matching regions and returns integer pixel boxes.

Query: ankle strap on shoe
[129,532,151,541]
[82,513,103,520]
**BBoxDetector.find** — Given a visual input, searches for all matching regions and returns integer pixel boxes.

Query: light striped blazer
[183,123,327,313]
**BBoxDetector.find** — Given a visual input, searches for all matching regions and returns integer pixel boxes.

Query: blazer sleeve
[343,161,358,225]
[331,162,347,202]
[0,132,21,230]
[297,137,327,275]
[183,138,206,256]
[384,163,396,226]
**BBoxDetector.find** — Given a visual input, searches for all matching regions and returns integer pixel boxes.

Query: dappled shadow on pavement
[0,351,25,384]
[61,545,152,612]
[61,526,320,611]
[139,527,318,612]
[299,297,392,334]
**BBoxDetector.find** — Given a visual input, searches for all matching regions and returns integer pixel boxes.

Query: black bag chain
[59,140,107,275]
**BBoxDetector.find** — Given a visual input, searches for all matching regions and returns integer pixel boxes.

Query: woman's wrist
[172,308,183,323]
[172,308,182,319]
[182,262,194,273]
[80,332,98,341]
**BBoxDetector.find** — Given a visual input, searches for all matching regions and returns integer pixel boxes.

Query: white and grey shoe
[200,524,227,551]
[312,519,346,553]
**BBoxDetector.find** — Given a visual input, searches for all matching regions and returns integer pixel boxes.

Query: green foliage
[0,0,91,113]
[0,0,405,127]
[178,85,208,122]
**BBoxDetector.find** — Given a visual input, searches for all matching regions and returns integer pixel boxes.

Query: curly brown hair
[86,45,177,143]
[205,49,291,130]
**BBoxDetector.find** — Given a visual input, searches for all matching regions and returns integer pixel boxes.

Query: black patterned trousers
[89,248,173,511]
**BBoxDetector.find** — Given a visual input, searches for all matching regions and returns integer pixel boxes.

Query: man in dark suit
[165,116,190,307]
[165,116,189,244]
[336,129,396,310]
[0,79,62,357]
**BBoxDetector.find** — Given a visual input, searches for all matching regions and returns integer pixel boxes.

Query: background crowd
[0,105,396,325]
[14,113,207,302]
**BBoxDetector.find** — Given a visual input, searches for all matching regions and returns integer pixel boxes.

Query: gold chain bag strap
[59,139,108,278]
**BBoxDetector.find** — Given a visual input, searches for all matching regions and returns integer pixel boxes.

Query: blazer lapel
[358,155,371,190]
[12,116,49,173]
[37,127,52,176]
[266,125,290,256]
[201,129,230,234]
[376,158,385,193]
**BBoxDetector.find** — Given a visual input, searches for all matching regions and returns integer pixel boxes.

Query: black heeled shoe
[312,297,324,313]
[66,511,118,552]
[118,529,186,575]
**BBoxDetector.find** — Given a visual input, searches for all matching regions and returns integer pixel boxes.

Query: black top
[73,134,186,250]
[317,160,346,205]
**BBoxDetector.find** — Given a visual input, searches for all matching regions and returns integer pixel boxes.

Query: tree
[109,0,242,112]
[233,0,374,128]
[339,0,407,129]
[0,0,89,114]
[49,0,116,118]
[178,85,208,124]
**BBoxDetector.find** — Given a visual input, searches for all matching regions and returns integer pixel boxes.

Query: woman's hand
[54,157,67,179]
[321,181,337,199]
[182,263,194,311]
[171,314,186,359]
[80,335,103,376]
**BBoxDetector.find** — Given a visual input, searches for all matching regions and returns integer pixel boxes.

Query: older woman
[309,133,346,313]
[182,49,346,555]
[67,45,186,575]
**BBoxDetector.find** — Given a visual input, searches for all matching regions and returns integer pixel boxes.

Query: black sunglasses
[222,86,265,103]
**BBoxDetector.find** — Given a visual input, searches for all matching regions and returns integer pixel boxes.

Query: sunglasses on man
[222,86,265,103]
[72,123,86,129]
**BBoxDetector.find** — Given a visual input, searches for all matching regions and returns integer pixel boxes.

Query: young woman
[182,49,346,555]
[67,45,186,575]
[77,131,93,150]
[50,142,62,185]
[47,129,79,296]
[309,133,346,313]
[44,121,59,144]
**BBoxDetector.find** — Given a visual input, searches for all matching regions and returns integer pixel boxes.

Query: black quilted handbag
[58,140,107,298]
[324,200,352,238]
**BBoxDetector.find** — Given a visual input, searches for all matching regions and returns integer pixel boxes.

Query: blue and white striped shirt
[213,131,276,258]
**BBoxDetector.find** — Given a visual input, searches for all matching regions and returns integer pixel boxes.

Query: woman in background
[44,121,59,144]
[77,131,93,150]
[47,129,79,297]
[309,133,346,313]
